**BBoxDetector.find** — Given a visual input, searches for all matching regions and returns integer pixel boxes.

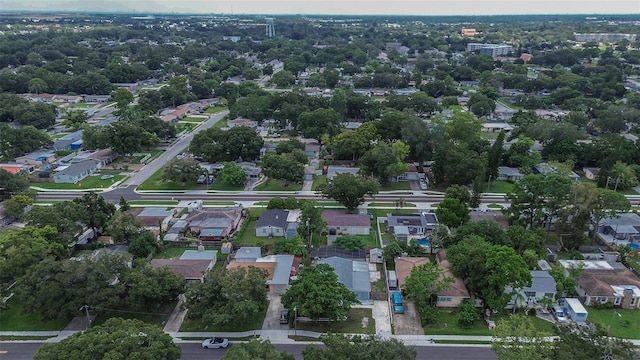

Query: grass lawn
[210,181,244,191]
[627,253,640,273]
[205,106,228,114]
[131,150,164,164]
[618,188,639,195]
[50,133,69,140]
[254,179,302,192]
[32,175,125,190]
[424,310,555,336]
[381,182,412,191]
[92,301,177,327]
[70,102,94,108]
[486,203,505,209]
[0,297,69,331]
[234,218,286,246]
[176,122,197,133]
[336,234,379,248]
[211,115,228,129]
[138,168,197,191]
[372,263,387,292]
[587,308,640,338]
[182,116,207,123]
[369,202,417,208]
[312,175,327,191]
[179,308,266,332]
[296,308,375,334]
[486,180,514,194]
[368,208,417,220]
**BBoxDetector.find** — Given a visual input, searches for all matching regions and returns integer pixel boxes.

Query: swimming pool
[417,238,431,247]
[629,243,640,250]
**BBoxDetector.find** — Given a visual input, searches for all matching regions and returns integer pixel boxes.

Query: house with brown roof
[435,250,471,307]
[150,259,213,282]
[577,269,640,309]
[322,210,371,245]
[185,206,244,240]
[128,207,177,230]
[395,257,429,289]
[227,254,295,294]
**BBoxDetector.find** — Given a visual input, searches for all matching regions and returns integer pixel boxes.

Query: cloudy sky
[2,0,639,15]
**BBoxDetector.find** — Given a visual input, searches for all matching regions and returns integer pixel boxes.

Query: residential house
[255,209,289,237]
[53,159,99,184]
[180,248,218,267]
[234,247,262,262]
[15,149,56,170]
[322,210,371,245]
[61,149,117,169]
[285,210,301,240]
[386,212,439,241]
[506,271,557,309]
[598,212,640,244]
[497,166,524,182]
[164,220,188,242]
[583,167,600,181]
[482,122,513,134]
[343,121,363,130]
[435,250,471,307]
[150,258,213,282]
[227,117,258,128]
[577,269,640,309]
[227,254,296,294]
[317,256,371,303]
[129,207,177,231]
[186,206,244,240]
[304,142,321,158]
[533,163,580,183]
[53,130,84,151]
[236,162,261,180]
[0,163,34,175]
[83,95,111,103]
[326,166,360,179]
[395,256,429,289]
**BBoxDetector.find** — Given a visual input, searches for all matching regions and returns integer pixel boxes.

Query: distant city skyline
[1,0,639,16]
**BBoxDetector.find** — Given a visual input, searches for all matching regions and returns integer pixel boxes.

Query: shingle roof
[322,210,370,227]
[395,257,429,288]
[436,250,470,297]
[256,209,289,229]
[150,259,211,280]
[579,269,640,296]
[317,257,370,294]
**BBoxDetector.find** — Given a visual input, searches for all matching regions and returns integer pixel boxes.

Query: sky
[1,0,639,15]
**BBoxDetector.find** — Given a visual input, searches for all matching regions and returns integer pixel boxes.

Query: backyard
[154,246,229,269]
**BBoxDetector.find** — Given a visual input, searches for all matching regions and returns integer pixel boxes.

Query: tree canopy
[318,173,380,211]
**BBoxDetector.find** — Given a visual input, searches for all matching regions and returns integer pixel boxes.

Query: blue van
[391,291,404,314]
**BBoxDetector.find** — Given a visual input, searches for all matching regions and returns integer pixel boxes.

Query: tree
[118,196,130,211]
[217,162,247,186]
[28,77,47,94]
[376,110,408,141]
[435,198,470,228]
[281,263,359,321]
[107,212,146,244]
[223,339,294,360]
[297,201,326,244]
[122,262,185,311]
[273,235,306,256]
[24,201,83,245]
[190,126,264,162]
[606,161,638,191]
[128,230,158,259]
[504,135,541,173]
[487,131,505,181]
[162,158,203,185]
[456,298,481,328]
[552,322,636,360]
[404,263,453,325]
[484,246,532,311]
[62,110,88,130]
[184,266,269,327]
[549,263,583,298]
[0,169,30,200]
[13,102,57,129]
[110,88,134,110]
[333,235,366,251]
[297,108,343,142]
[275,138,305,154]
[34,318,180,360]
[359,141,409,185]
[504,174,547,229]
[2,194,33,219]
[303,334,417,360]
[491,314,553,360]
[318,173,380,211]
[452,220,507,247]
[72,192,116,240]
[271,70,296,87]
[261,152,305,186]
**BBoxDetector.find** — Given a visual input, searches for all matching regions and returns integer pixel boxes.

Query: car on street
[201,337,229,349]
[280,309,290,324]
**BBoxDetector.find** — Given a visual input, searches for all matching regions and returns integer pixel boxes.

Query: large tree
[184,266,269,327]
[318,173,380,211]
[491,314,553,360]
[435,198,470,228]
[484,246,532,311]
[296,201,326,245]
[34,318,180,360]
[72,192,116,240]
[504,174,547,230]
[281,263,359,321]
[217,161,247,187]
[297,108,343,142]
[222,339,294,360]
[404,263,453,324]
[0,168,30,200]
[190,126,264,162]
[162,158,203,185]
[359,141,409,185]
[261,151,305,186]
[552,323,636,360]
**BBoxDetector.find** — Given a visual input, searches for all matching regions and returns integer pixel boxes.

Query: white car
[201,337,229,349]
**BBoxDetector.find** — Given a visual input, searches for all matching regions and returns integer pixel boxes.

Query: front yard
[424,309,555,336]
[92,300,178,327]
[32,174,125,190]
[179,308,266,332]
[586,308,640,339]
[485,180,514,194]
[381,182,412,191]
[253,179,302,192]
[204,106,228,114]
[138,168,197,191]
[0,297,69,331]
[296,308,375,334]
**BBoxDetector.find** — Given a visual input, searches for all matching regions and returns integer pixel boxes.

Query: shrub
[457,298,480,328]
[333,235,365,251]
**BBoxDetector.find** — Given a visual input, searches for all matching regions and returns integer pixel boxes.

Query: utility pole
[79,305,91,329]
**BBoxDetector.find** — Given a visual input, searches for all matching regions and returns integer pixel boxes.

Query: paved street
[0,342,498,360]
[121,110,229,187]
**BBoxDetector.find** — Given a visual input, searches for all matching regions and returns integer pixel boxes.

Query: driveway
[262,293,288,330]
[393,300,425,335]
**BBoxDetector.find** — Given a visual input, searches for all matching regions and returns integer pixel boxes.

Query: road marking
[0,350,8,354]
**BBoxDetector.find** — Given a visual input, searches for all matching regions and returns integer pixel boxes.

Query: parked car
[197,174,206,184]
[280,309,290,324]
[202,337,229,349]
[391,291,404,314]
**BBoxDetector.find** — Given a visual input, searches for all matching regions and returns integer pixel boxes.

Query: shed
[562,298,588,324]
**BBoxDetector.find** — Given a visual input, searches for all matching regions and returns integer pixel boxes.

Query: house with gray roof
[186,206,244,240]
[234,247,262,262]
[227,254,295,294]
[506,271,556,309]
[387,212,439,241]
[255,209,289,237]
[180,248,218,268]
[317,256,371,303]
[53,130,83,151]
[497,166,524,182]
[53,159,99,184]
[326,166,360,179]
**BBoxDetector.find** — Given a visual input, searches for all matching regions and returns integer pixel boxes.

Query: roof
[200,228,225,237]
[498,166,523,177]
[559,260,627,271]
[150,259,211,280]
[326,166,360,178]
[317,257,371,294]
[260,254,295,285]
[520,271,556,293]
[180,249,218,261]
[322,210,370,227]
[186,207,243,227]
[395,257,429,288]
[0,163,30,174]
[256,209,289,229]
[235,247,262,261]
[436,250,470,297]
[139,208,174,217]
[227,260,276,280]
[387,212,438,228]
[55,160,98,177]
[311,246,367,260]
[578,269,640,296]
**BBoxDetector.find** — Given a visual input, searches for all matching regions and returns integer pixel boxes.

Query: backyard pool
[417,238,431,247]
[629,243,640,250]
